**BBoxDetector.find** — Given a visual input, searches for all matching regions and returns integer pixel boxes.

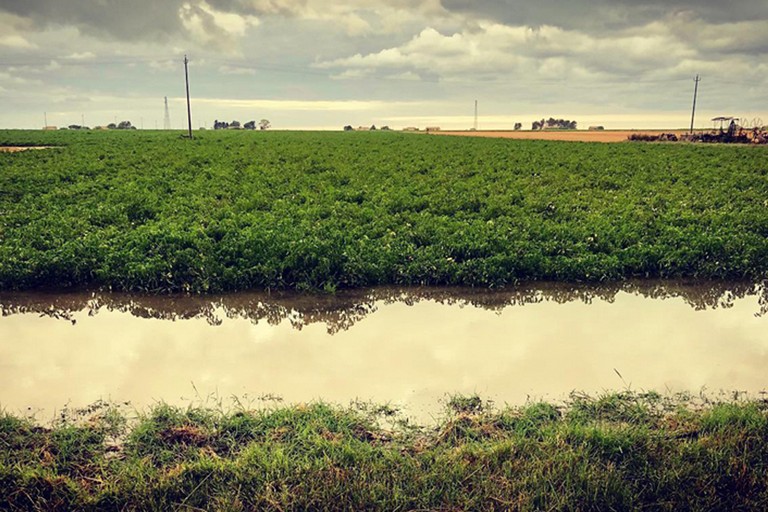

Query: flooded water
[1,281,767,421]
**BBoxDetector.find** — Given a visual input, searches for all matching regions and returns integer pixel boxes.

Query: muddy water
[0,146,53,152]
[1,281,767,421]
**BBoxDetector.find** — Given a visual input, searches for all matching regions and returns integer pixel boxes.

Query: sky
[0,0,766,130]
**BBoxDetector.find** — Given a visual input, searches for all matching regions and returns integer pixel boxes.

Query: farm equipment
[628,117,768,144]
[684,117,768,144]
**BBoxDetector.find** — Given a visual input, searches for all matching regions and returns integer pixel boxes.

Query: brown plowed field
[432,130,688,143]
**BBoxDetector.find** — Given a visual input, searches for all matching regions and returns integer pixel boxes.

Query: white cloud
[202,5,260,36]
[65,51,96,60]
[0,72,44,87]
[179,1,260,49]
[387,71,421,81]
[149,59,178,71]
[0,34,36,48]
[219,65,257,76]
[314,19,764,85]
[329,68,374,80]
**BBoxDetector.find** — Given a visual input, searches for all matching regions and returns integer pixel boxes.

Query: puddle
[1,281,767,422]
[0,146,54,152]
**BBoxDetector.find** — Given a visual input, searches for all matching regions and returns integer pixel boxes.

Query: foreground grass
[2,130,768,292]
[2,392,767,510]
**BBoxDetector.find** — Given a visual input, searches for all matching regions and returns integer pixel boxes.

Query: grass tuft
[2,392,768,510]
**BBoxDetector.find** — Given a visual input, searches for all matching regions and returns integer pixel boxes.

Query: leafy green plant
[2,130,767,292]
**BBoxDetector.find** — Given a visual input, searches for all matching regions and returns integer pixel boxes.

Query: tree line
[532,118,577,130]
[214,119,271,130]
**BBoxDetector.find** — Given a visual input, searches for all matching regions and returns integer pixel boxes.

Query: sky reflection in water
[1,281,767,421]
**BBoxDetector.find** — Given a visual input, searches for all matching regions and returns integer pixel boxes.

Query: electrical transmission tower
[163,96,171,130]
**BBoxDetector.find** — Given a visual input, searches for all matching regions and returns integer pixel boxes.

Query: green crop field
[1,130,768,292]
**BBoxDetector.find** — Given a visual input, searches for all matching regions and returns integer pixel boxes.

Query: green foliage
[2,130,768,291]
[2,393,768,510]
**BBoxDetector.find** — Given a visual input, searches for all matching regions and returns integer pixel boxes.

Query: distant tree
[229,120,241,129]
[380,125,391,131]
[107,123,117,130]
[514,122,522,131]
[243,120,256,130]
[117,120,133,130]
[259,119,271,130]
[370,125,377,131]
[343,125,354,131]
[532,117,577,130]
[214,120,230,130]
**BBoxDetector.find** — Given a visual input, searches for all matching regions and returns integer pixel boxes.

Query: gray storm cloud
[2,0,766,40]
[440,0,768,30]
[0,0,305,41]
[0,0,186,40]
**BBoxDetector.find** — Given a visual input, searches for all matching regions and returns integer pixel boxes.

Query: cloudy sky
[0,0,766,130]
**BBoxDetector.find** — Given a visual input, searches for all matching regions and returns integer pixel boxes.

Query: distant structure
[473,100,478,131]
[711,116,738,131]
[163,96,171,130]
[426,126,441,132]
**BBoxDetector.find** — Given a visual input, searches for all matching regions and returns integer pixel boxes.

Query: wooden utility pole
[690,74,701,135]
[184,55,193,139]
